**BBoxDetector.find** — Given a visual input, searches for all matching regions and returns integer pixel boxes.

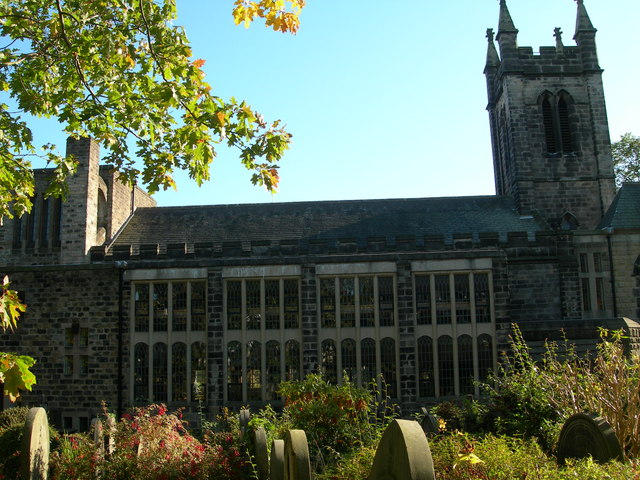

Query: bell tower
[485,0,615,230]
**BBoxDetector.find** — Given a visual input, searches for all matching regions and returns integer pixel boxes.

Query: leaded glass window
[341,338,357,382]
[477,335,493,383]
[265,280,280,329]
[266,341,281,400]
[152,342,168,402]
[380,337,396,398]
[322,339,337,384]
[361,338,377,387]
[340,278,356,327]
[435,275,451,324]
[415,275,431,325]
[378,277,394,327]
[284,279,299,329]
[134,343,149,402]
[458,335,474,395]
[417,336,434,398]
[359,277,375,327]
[321,278,336,328]
[474,274,491,323]
[227,280,242,330]
[246,281,261,330]
[191,282,206,331]
[438,336,454,396]
[285,340,300,381]
[455,275,471,324]
[172,342,187,401]
[192,341,207,401]
[172,282,187,331]
[135,284,149,332]
[227,341,242,401]
[153,284,169,332]
[247,340,262,401]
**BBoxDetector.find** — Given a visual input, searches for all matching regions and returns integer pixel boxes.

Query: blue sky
[26,1,640,207]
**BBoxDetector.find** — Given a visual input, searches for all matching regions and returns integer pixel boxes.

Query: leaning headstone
[284,429,311,480]
[270,439,285,480]
[557,413,623,464]
[419,408,440,437]
[239,409,251,434]
[252,426,269,480]
[20,407,50,480]
[368,419,435,480]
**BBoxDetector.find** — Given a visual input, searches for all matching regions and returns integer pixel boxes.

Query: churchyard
[3,329,640,479]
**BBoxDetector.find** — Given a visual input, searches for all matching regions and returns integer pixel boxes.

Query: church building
[1,1,639,430]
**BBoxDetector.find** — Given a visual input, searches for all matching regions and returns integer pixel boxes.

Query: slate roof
[598,183,640,230]
[111,195,543,248]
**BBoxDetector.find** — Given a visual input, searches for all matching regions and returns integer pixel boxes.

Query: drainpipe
[116,260,128,418]
[605,228,618,317]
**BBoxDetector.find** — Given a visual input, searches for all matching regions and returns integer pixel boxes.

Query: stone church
[2,1,639,430]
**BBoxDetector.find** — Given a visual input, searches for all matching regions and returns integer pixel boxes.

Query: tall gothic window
[131,280,207,404]
[541,92,575,154]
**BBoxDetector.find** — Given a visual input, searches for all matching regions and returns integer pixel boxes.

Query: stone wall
[3,266,122,426]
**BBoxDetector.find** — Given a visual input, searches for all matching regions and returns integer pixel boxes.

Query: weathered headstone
[92,418,104,453]
[20,407,50,480]
[419,408,440,437]
[270,439,285,480]
[284,429,311,480]
[105,416,116,456]
[557,413,623,464]
[239,409,251,434]
[252,426,269,480]
[368,419,435,480]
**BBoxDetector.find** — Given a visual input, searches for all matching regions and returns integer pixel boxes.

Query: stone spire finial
[575,0,596,36]
[554,27,564,52]
[485,28,500,68]
[497,0,518,36]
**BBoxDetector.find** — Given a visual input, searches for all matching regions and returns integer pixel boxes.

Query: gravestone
[270,439,285,480]
[105,416,116,456]
[284,429,311,480]
[419,408,440,437]
[252,426,269,480]
[557,413,623,464]
[92,418,104,453]
[20,407,50,480]
[368,419,435,480]
[239,409,251,434]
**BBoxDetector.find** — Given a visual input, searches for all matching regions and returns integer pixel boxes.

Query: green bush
[430,433,637,480]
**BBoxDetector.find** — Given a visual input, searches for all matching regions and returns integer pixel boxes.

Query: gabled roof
[110,195,542,248]
[598,183,640,230]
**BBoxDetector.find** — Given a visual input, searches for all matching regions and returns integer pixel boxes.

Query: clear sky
[26,0,640,207]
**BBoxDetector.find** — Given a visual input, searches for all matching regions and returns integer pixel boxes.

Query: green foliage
[431,399,491,434]
[430,433,637,480]
[482,325,562,451]
[612,132,640,188]
[275,373,390,472]
[0,0,294,222]
[0,276,35,402]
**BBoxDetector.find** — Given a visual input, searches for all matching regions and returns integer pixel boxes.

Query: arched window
[152,342,168,402]
[191,342,207,401]
[227,341,242,401]
[361,338,377,387]
[321,339,337,384]
[477,335,493,383]
[341,338,357,382]
[266,340,280,400]
[172,342,187,401]
[380,338,397,398]
[417,336,434,398]
[458,335,474,395]
[285,340,300,381]
[438,336,454,397]
[540,92,575,154]
[247,340,262,401]
[134,343,149,402]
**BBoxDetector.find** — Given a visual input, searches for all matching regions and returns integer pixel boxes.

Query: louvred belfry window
[541,93,575,155]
